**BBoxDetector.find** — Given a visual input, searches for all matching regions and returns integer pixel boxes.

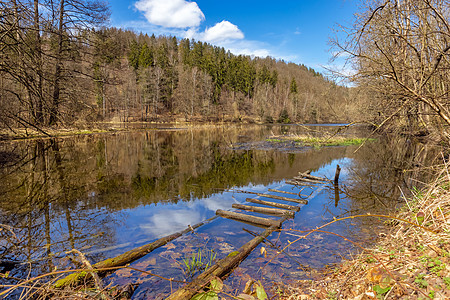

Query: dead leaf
[237,293,255,300]
[163,243,176,250]
[260,247,267,258]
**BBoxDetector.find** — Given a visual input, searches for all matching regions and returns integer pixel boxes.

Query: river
[0,124,438,298]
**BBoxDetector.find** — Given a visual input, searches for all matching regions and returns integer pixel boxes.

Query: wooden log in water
[167,217,288,300]
[234,189,308,203]
[268,188,299,196]
[285,180,317,187]
[298,172,329,182]
[246,198,300,211]
[257,193,308,204]
[216,210,281,227]
[232,203,295,218]
[54,215,218,289]
[293,176,325,184]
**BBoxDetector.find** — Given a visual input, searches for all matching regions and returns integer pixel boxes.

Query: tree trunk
[33,0,43,124]
[49,0,65,125]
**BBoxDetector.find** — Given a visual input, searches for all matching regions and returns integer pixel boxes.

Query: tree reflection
[0,125,362,279]
[0,139,117,278]
[342,134,444,214]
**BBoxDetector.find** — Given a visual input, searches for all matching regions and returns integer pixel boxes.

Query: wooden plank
[268,188,298,196]
[246,198,300,211]
[298,172,329,182]
[167,217,288,300]
[232,204,295,217]
[293,176,324,184]
[216,210,281,227]
[256,192,308,204]
[285,180,317,187]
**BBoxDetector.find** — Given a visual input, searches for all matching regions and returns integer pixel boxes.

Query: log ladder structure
[167,167,339,299]
[54,166,340,297]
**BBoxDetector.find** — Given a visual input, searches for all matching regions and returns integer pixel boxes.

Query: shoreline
[0,122,352,142]
[281,177,450,299]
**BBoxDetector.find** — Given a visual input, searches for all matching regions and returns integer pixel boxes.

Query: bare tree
[332,0,450,131]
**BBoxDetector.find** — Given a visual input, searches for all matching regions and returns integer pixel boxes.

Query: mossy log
[216,209,281,227]
[167,217,288,300]
[231,203,295,217]
[54,215,218,289]
[246,198,300,211]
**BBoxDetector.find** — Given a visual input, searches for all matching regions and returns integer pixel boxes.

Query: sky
[107,0,357,74]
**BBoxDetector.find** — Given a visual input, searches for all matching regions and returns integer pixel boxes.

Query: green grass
[266,135,374,148]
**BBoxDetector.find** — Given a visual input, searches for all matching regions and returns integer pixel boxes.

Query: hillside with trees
[0,1,362,131]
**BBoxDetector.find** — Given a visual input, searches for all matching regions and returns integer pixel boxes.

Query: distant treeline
[91,28,359,124]
[0,1,366,128]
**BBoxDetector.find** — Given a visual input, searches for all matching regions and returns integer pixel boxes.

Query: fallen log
[232,204,295,218]
[293,176,324,184]
[246,198,301,211]
[54,215,218,289]
[285,180,317,187]
[298,172,329,182]
[233,189,308,198]
[167,217,288,300]
[257,193,308,204]
[233,189,308,202]
[268,188,299,196]
[216,210,281,227]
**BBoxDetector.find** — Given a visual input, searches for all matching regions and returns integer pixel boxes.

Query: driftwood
[54,215,218,289]
[298,172,329,182]
[246,198,300,211]
[166,217,288,300]
[216,210,281,227]
[231,204,295,218]
[285,180,317,187]
[293,176,324,184]
[257,193,308,204]
[233,189,308,198]
[268,188,299,196]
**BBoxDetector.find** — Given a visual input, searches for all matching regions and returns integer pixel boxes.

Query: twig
[67,249,111,300]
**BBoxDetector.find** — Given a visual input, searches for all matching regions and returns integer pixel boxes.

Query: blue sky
[108,0,357,73]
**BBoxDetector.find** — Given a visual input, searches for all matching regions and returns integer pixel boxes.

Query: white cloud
[134,0,205,28]
[129,0,283,61]
[202,21,244,43]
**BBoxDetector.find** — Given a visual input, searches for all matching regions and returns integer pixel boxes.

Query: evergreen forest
[0,1,363,130]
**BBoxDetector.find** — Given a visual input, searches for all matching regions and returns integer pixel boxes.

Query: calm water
[0,124,435,298]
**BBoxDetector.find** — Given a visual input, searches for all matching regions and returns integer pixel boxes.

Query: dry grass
[278,167,450,299]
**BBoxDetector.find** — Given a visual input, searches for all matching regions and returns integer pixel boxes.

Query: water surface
[0,124,434,298]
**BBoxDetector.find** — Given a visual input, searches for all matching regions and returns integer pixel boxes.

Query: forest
[0,0,365,131]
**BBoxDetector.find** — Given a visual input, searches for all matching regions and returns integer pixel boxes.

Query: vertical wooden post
[334,164,341,185]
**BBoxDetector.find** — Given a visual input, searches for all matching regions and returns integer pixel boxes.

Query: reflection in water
[0,125,354,276]
[0,124,441,298]
[342,133,443,214]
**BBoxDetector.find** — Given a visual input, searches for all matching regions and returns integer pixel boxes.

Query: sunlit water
[1,124,429,298]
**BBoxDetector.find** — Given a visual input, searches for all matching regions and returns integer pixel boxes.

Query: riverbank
[0,122,355,142]
[280,173,450,299]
